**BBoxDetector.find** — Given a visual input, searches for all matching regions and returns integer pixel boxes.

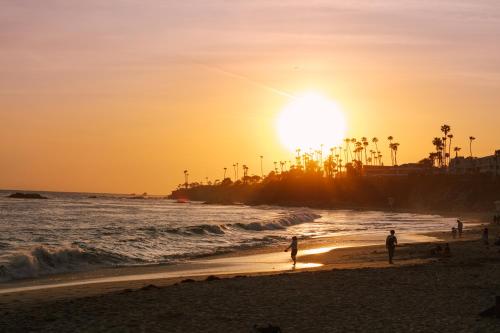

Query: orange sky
[1,1,500,194]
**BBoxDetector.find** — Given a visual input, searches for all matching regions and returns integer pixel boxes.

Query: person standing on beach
[386,230,398,264]
[457,219,463,237]
[285,236,298,266]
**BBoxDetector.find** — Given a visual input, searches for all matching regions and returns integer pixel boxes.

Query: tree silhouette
[372,137,379,165]
[387,136,394,165]
[447,134,453,166]
[440,124,451,166]
[469,136,476,157]
[432,137,444,167]
[361,137,369,164]
[260,155,264,177]
[390,143,400,166]
[183,170,189,189]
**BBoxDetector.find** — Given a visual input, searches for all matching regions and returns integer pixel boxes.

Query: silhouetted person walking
[386,230,397,264]
[285,236,298,266]
[457,219,463,237]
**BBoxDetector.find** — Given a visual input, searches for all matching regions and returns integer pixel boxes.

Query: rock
[205,275,220,281]
[8,193,48,199]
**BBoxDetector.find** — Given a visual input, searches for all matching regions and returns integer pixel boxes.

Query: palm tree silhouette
[183,170,189,188]
[391,143,400,166]
[469,136,476,157]
[387,136,394,165]
[447,134,453,166]
[432,137,444,167]
[223,167,227,179]
[441,125,451,165]
[361,137,369,164]
[350,138,357,161]
[344,138,351,163]
[260,155,264,178]
[372,137,379,165]
[453,146,461,158]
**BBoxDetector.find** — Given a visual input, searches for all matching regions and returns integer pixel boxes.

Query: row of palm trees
[430,124,476,168]
[179,136,403,188]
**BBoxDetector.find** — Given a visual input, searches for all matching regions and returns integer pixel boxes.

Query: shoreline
[0,209,489,297]
[0,213,490,307]
[0,211,497,331]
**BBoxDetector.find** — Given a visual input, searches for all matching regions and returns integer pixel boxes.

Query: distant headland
[170,124,500,213]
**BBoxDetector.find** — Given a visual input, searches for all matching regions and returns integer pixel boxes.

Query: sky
[1,0,500,194]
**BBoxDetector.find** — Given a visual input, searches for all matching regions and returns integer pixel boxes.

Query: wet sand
[1,218,499,332]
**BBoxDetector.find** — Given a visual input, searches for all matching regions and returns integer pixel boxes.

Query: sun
[276,92,347,153]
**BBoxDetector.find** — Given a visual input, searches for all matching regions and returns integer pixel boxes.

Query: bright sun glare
[277,92,347,153]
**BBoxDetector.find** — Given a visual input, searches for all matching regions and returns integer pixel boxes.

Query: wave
[231,211,320,231]
[0,245,139,282]
[139,210,320,235]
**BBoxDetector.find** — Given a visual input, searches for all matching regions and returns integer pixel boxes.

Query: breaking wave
[140,210,321,236]
[0,209,321,281]
[0,246,139,282]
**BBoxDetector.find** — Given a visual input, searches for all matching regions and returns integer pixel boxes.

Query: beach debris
[181,278,195,283]
[479,296,500,318]
[205,275,220,281]
[253,324,282,333]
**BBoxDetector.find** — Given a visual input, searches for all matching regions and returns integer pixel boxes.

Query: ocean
[0,190,456,281]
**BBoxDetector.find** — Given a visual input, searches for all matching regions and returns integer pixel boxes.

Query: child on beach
[385,230,398,264]
[285,236,298,266]
[451,227,457,239]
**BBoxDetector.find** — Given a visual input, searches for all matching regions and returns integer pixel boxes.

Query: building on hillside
[449,150,500,175]
[363,163,433,177]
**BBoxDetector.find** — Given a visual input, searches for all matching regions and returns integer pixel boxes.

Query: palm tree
[183,170,189,188]
[387,136,394,165]
[232,164,237,179]
[441,124,450,157]
[351,138,357,162]
[260,155,264,178]
[295,149,301,168]
[469,136,476,157]
[453,146,461,158]
[372,137,379,165]
[391,143,400,166]
[432,137,444,167]
[361,137,369,164]
[223,167,227,179]
[344,138,351,163]
[447,134,453,166]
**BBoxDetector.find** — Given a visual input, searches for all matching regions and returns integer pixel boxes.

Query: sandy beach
[0,216,499,332]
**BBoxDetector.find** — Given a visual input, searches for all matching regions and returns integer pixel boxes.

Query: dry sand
[0,221,499,332]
